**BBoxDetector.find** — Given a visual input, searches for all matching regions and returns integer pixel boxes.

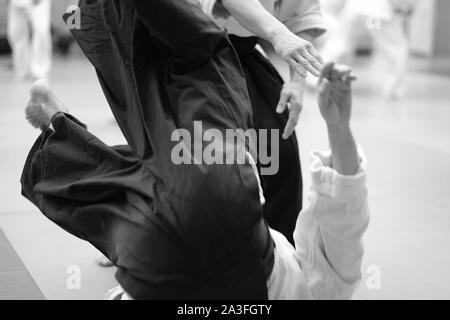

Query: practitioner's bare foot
[25,79,68,130]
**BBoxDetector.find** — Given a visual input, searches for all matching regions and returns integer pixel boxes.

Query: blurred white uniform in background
[319,0,416,99]
[7,0,52,79]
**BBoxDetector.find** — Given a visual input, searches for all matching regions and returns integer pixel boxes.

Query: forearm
[221,0,289,43]
[327,124,359,176]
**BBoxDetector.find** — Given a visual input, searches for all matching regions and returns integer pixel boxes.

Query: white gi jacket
[198,0,327,37]
[107,148,369,300]
[267,148,369,299]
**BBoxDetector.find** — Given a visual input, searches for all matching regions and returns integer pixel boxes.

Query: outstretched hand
[271,30,324,78]
[318,62,357,127]
[318,62,359,176]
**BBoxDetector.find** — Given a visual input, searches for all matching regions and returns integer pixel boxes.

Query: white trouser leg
[7,5,31,79]
[372,16,410,97]
[321,12,366,66]
[29,0,52,79]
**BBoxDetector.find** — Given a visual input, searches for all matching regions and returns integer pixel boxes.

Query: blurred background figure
[7,0,52,80]
[317,0,416,99]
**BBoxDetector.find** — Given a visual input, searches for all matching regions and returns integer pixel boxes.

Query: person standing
[7,0,52,80]
[211,0,326,244]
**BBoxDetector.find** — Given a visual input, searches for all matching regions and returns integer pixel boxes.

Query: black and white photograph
[0,0,449,304]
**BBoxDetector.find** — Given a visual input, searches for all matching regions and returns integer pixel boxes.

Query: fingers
[292,51,320,77]
[276,91,290,114]
[303,43,324,71]
[277,88,302,139]
[333,65,356,82]
[320,62,357,85]
[282,102,302,139]
[308,44,325,65]
[295,42,324,77]
[343,71,357,84]
[282,107,301,139]
[288,58,307,78]
[318,78,331,97]
[318,78,331,105]
[331,64,350,81]
[319,62,335,84]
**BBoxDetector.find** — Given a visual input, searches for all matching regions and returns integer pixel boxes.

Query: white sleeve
[196,0,220,16]
[267,147,369,300]
[275,0,327,37]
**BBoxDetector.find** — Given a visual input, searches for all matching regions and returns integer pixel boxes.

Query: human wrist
[327,120,350,132]
[327,122,352,144]
[327,124,358,176]
[268,25,291,47]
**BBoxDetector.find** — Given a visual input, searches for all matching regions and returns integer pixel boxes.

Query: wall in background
[410,0,450,58]
[0,0,8,38]
[409,0,436,57]
[435,0,450,58]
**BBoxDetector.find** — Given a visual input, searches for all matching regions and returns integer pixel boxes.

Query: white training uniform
[197,0,326,37]
[266,148,369,299]
[7,0,52,79]
[107,148,369,300]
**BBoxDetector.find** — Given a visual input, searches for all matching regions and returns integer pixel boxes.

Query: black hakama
[230,36,303,245]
